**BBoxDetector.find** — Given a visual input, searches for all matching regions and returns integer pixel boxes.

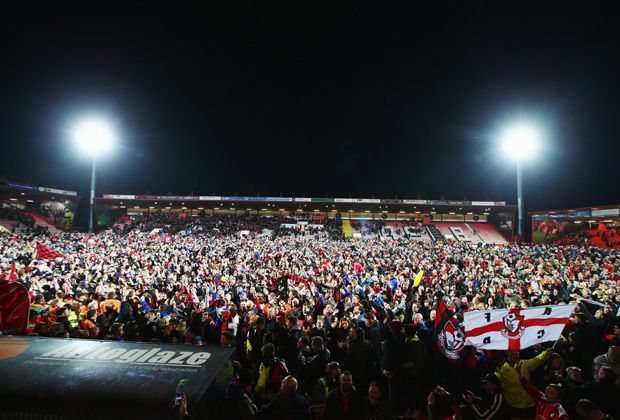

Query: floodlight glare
[69,115,118,233]
[71,117,116,157]
[498,120,544,240]
[501,124,540,159]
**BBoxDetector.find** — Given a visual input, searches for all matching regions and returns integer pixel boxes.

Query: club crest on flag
[500,311,525,340]
[438,317,465,359]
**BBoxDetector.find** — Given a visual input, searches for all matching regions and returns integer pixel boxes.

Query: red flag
[8,262,17,282]
[0,279,30,335]
[435,299,466,361]
[36,243,65,260]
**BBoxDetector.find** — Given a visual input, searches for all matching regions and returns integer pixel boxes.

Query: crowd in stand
[536,220,619,250]
[591,230,620,249]
[1,212,619,419]
[351,220,386,237]
[119,213,296,236]
[0,207,36,228]
[324,217,345,240]
[38,203,70,227]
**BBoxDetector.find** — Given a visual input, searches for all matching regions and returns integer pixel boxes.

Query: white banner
[591,208,619,217]
[464,304,575,350]
[103,194,136,199]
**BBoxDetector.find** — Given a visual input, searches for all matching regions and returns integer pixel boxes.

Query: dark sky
[1,4,619,216]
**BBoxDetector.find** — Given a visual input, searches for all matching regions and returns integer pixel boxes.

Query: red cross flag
[464,304,576,351]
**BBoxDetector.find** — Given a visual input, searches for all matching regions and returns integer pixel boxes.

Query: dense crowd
[0,207,36,228]
[1,213,619,419]
[536,220,620,250]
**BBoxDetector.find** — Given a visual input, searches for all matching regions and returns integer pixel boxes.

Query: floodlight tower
[500,123,541,240]
[71,116,116,232]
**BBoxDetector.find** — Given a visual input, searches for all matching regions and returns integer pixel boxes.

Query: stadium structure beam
[89,158,97,233]
[516,159,523,239]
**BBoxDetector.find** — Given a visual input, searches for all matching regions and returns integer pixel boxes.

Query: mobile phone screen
[174,392,183,405]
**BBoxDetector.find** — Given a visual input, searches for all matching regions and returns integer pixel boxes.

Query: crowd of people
[1,212,619,419]
[535,220,619,250]
[0,207,36,229]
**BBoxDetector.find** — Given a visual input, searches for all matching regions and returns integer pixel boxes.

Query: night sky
[1,4,619,219]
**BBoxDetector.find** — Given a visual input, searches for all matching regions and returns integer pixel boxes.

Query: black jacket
[260,391,310,420]
[365,322,382,358]
[304,348,331,391]
[345,338,376,386]
[361,398,392,420]
[324,388,363,420]
[284,325,303,373]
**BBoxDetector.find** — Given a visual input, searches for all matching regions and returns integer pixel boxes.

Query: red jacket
[519,377,568,420]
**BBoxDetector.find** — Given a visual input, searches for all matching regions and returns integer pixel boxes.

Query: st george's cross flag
[464,304,576,351]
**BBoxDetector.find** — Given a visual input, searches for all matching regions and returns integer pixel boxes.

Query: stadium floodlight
[500,123,540,159]
[71,116,116,158]
[70,115,117,233]
[499,121,542,240]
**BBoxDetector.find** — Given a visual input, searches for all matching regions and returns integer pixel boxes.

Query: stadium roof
[97,193,514,214]
[0,180,79,200]
[99,193,509,207]
[531,204,620,219]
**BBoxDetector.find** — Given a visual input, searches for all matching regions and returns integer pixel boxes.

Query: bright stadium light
[71,116,116,157]
[70,115,117,233]
[501,123,540,159]
[499,120,543,240]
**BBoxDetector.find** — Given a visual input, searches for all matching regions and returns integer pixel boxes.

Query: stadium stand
[0,208,35,232]
[434,222,483,244]
[588,229,620,249]
[434,222,455,240]
[0,219,23,233]
[425,223,446,242]
[22,211,62,234]
[469,222,508,245]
